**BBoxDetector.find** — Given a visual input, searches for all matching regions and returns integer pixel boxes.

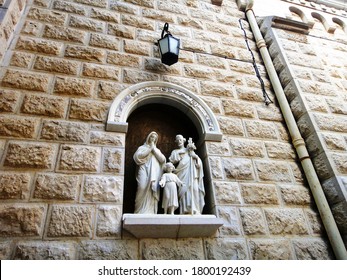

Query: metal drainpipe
[242,0,347,260]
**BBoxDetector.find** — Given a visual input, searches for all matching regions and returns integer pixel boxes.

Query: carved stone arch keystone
[106,81,223,142]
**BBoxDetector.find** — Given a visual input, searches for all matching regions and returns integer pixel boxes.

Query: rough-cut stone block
[0,116,39,138]
[78,240,138,260]
[103,148,123,173]
[163,76,198,92]
[123,69,159,83]
[0,90,20,112]
[53,0,87,15]
[107,52,140,67]
[265,142,296,160]
[265,208,309,235]
[206,140,230,156]
[312,153,333,180]
[90,131,124,146]
[144,58,181,74]
[184,65,218,79]
[314,114,347,133]
[305,95,329,113]
[43,24,87,43]
[197,54,226,69]
[90,34,119,50]
[322,133,347,151]
[16,36,63,55]
[69,15,105,32]
[41,120,89,143]
[280,185,311,205]
[217,206,241,236]
[245,121,278,140]
[65,45,105,62]
[1,70,50,92]
[33,173,79,200]
[14,241,76,260]
[200,81,234,97]
[58,145,101,172]
[218,117,244,136]
[47,205,93,237]
[208,157,223,179]
[108,23,135,39]
[97,81,126,100]
[34,56,80,74]
[241,183,279,205]
[124,40,150,56]
[21,21,44,36]
[0,241,13,260]
[255,161,292,182]
[54,76,95,97]
[141,239,204,260]
[236,86,264,102]
[292,239,332,260]
[10,52,34,68]
[121,14,154,31]
[0,204,46,237]
[69,98,109,122]
[214,182,241,205]
[96,205,122,237]
[205,238,248,260]
[201,96,222,114]
[230,139,265,158]
[28,7,66,25]
[75,0,107,8]
[326,98,347,115]
[331,202,347,233]
[90,7,119,23]
[0,172,30,200]
[83,175,122,202]
[332,153,347,174]
[305,209,324,235]
[21,94,67,118]
[4,141,56,169]
[222,158,254,180]
[82,63,120,80]
[142,7,175,22]
[249,239,293,260]
[223,100,255,118]
[239,208,266,235]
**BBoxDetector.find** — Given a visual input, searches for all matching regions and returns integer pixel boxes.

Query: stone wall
[258,0,347,246]
[0,0,335,259]
[0,0,28,63]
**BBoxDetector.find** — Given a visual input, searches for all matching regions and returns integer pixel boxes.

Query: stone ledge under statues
[122,214,224,239]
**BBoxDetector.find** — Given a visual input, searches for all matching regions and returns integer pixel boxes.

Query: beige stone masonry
[0,0,337,260]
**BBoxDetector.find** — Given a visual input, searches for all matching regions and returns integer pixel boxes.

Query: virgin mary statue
[133,131,166,214]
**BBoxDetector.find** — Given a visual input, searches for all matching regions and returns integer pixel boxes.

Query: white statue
[169,135,205,214]
[159,162,183,215]
[133,131,166,214]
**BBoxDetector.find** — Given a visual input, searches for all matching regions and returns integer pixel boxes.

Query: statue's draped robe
[160,173,181,213]
[169,148,205,214]
[133,143,165,214]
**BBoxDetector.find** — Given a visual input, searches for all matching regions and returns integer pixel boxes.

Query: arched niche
[106,82,224,238]
[106,81,223,143]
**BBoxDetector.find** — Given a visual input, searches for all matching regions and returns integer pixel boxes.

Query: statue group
[133,131,205,215]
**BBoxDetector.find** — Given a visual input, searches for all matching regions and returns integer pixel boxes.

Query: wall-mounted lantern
[158,23,180,66]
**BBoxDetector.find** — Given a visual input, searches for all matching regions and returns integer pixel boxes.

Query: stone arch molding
[106,81,223,142]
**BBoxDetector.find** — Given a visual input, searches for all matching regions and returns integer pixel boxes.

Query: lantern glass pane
[158,38,169,54]
[169,37,179,54]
